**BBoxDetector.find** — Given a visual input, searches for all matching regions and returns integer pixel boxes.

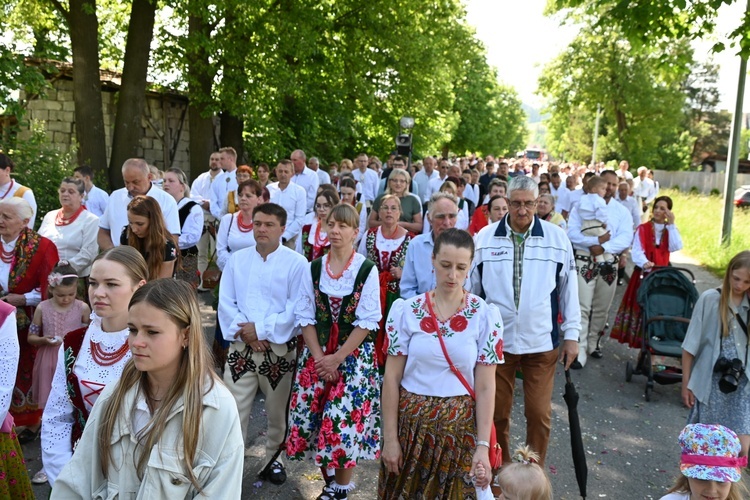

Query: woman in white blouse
[286,204,382,500]
[610,195,683,347]
[38,177,100,284]
[41,246,147,486]
[163,168,204,287]
[216,180,263,271]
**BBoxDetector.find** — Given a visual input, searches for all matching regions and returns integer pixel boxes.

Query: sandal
[32,469,48,484]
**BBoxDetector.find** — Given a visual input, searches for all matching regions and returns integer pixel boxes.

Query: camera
[714,357,745,394]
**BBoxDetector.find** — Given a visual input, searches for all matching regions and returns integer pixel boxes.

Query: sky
[464,0,750,113]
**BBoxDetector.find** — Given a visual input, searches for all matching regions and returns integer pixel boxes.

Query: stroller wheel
[625,361,634,382]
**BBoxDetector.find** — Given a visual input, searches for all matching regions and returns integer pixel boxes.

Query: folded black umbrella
[563,363,587,499]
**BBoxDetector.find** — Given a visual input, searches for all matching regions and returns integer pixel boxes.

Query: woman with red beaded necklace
[358,194,414,370]
[297,189,339,262]
[0,197,58,441]
[216,180,263,271]
[38,177,100,297]
[287,204,382,500]
[41,246,147,487]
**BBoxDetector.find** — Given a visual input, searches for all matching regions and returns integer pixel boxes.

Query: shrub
[710,188,721,196]
[689,186,700,194]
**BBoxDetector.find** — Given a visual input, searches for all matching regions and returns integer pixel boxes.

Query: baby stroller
[625,267,699,401]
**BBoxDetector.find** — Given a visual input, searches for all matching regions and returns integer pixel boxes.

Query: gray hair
[428,191,458,212]
[0,197,33,221]
[121,158,150,176]
[508,175,538,199]
[292,149,307,161]
[60,177,85,196]
[538,193,555,208]
[309,157,319,165]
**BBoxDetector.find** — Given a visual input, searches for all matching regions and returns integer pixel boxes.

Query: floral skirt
[0,429,34,499]
[610,270,644,348]
[378,388,477,500]
[286,341,381,469]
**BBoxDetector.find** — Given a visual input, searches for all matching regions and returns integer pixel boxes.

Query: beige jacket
[51,377,243,499]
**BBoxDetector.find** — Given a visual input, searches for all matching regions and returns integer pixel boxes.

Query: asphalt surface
[24,251,724,499]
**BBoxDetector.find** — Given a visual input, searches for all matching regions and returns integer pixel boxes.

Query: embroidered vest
[301,224,330,262]
[61,327,90,450]
[311,258,376,346]
[363,228,411,295]
[178,200,199,256]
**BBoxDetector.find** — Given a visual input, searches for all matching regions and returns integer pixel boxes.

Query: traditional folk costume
[218,244,308,467]
[175,197,204,287]
[357,226,413,368]
[468,205,489,236]
[0,180,37,228]
[610,221,683,348]
[1,228,58,427]
[297,218,331,262]
[378,293,504,499]
[0,300,34,498]
[286,253,382,473]
[41,315,131,486]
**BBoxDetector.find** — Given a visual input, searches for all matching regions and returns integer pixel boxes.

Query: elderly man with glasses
[399,192,462,299]
[471,175,580,466]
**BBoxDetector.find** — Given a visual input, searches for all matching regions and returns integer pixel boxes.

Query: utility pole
[591,104,601,166]
[720,0,749,247]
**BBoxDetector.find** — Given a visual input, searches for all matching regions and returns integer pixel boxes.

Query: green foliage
[666,188,750,275]
[690,186,700,194]
[710,188,721,196]
[740,129,750,161]
[1,121,76,228]
[538,23,694,168]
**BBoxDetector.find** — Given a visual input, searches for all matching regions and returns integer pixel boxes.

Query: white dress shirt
[464,183,479,206]
[0,181,37,228]
[268,182,306,241]
[176,197,204,250]
[317,169,332,186]
[218,244,309,344]
[210,170,237,220]
[412,169,440,203]
[99,186,180,246]
[630,223,683,268]
[82,185,109,218]
[427,175,448,200]
[38,209,100,276]
[633,177,656,206]
[191,170,225,219]
[616,195,642,228]
[351,168,380,203]
[292,166,320,213]
[216,213,257,271]
[568,197,634,255]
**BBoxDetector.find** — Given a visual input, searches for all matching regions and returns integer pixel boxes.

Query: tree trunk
[220,112,244,163]
[187,12,216,182]
[108,0,157,184]
[67,0,108,184]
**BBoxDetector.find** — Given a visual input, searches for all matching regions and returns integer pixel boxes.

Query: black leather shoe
[570,360,583,370]
[617,279,624,286]
[268,461,286,485]
[590,348,603,359]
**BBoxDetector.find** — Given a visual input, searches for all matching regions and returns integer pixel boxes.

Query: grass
[664,188,750,276]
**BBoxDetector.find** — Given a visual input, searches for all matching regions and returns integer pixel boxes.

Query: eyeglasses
[315,203,332,210]
[389,178,406,184]
[509,200,537,210]
[379,205,400,212]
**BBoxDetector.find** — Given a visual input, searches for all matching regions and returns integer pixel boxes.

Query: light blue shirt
[400,232,436,299]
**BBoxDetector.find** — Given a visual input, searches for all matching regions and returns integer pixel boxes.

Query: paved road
[24,253,722,499]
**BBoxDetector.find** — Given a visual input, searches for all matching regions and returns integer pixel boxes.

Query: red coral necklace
[55,206,85,226]
[326,250,356,280]
[90,339,130,366]
[237,212,254,233]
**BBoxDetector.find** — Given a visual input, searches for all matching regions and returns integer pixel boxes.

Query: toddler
[660,423,749,500]
[495,446,552,500]
[578,176,612,264]
[28,261,90,484]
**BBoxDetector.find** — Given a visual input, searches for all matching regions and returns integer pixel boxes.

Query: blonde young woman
[52,279,243,498]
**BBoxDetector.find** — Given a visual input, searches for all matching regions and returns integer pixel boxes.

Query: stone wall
[19,78,191,171]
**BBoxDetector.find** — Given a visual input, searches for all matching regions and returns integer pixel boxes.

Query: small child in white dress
[578,176,612,264]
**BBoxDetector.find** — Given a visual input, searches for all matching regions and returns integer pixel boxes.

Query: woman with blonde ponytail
[51,279,243,498]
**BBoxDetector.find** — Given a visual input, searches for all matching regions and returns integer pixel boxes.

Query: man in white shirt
[210,147,238,220]
[632,166,656,220]
[0,153,37,228]
[567,170,633,368]
[616,181,641,229]
[308,156,330,186]
[549,172,563,202]
[191,152,225,289]
[267,159,306,248]
[528,163,541,184]
[616,160,634,181]
[413,156,439,204]
[426,158,451,199]
[290,149,319,213]
[218,202,308,483]
[462,169,479,206]
[351,153,379,206]
[73,165,109,218]
[97,158,180,250]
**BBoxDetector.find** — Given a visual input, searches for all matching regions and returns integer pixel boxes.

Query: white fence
[653,170,750,195]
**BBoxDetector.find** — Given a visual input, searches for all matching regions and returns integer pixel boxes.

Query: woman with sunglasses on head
[52,279,243,498]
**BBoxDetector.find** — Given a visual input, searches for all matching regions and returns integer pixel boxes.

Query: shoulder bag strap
[425,292,476,399]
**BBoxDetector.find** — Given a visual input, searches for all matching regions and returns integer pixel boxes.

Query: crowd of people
[0,147,746,500]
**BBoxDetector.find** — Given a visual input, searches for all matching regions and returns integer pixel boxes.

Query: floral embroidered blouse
[386,292,504,398]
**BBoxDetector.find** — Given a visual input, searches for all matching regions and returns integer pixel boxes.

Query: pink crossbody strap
[425,293,476,399]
